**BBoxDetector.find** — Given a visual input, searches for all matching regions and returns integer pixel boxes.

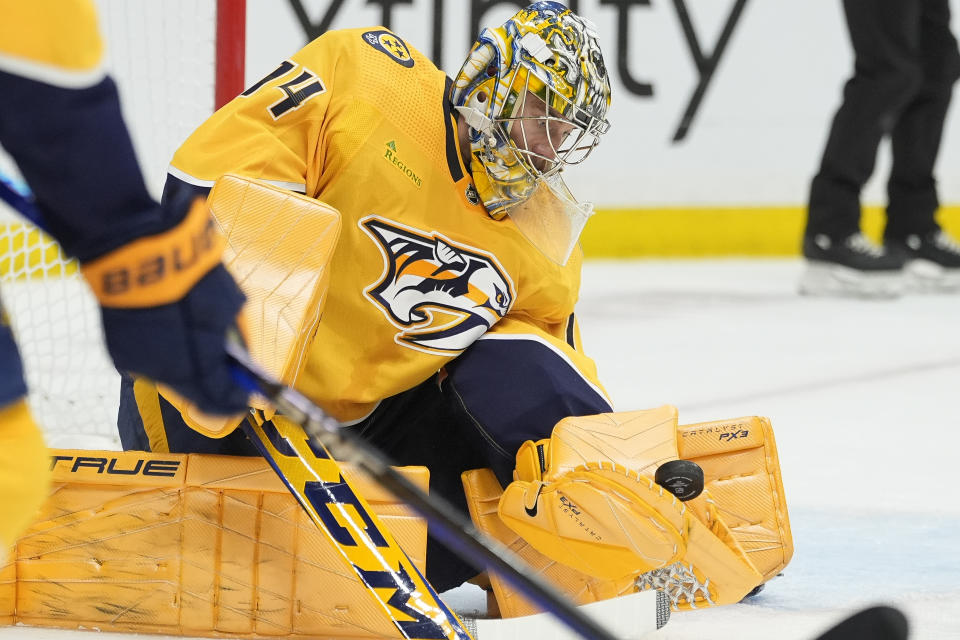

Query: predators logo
[361,216,514,354]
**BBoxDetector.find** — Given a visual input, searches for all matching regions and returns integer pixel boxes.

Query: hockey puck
[655,459,704,501]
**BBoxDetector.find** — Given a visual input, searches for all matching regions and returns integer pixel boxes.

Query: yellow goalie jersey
[170,28,604,423]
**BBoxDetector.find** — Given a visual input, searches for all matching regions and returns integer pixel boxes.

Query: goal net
[0,0,245,449]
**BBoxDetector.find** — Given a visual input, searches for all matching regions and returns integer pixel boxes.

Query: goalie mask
[451,1,611,264]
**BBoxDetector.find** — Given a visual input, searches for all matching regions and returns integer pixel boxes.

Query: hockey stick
[0,172,37,221]
[226,342,625,640]
[813,605,908,640]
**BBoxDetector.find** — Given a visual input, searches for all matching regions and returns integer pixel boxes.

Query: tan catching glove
[498,405,764,606]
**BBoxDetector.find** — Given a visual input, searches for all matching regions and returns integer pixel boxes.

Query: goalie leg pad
[1,448,427,638]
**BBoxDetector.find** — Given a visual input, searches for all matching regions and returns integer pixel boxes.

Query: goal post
[0,0,247,449]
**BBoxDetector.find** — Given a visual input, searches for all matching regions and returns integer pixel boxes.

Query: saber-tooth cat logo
[361,216,514,354]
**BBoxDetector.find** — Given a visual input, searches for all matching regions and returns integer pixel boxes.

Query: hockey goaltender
[1,2,791,639]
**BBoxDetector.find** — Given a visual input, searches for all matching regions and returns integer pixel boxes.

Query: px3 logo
[361,216,514,354]
[719,429,750,442]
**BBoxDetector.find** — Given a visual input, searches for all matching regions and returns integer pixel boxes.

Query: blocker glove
[81,194,250,416]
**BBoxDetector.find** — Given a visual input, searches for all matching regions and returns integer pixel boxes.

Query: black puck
[655,459,705,501]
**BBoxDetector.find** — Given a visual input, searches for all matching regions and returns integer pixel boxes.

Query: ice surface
[2,259,958,639]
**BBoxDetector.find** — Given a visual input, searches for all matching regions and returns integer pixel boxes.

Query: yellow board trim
[6,207,960,273]
[580,205,960,258]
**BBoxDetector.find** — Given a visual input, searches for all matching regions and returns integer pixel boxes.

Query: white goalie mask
[450,1,612,264]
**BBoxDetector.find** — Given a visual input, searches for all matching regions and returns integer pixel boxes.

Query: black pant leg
[885,0,960,238]
[808,0,923,238]
[352,374,493,592]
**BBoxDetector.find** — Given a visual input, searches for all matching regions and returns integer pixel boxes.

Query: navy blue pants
[118,335,611,591]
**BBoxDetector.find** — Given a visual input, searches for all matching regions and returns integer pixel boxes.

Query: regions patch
[383,140,422,188]
[361,30,415,68]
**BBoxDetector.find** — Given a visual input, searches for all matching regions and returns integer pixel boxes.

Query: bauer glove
[81,194,249,416]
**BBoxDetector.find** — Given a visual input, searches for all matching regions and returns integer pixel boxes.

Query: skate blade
[904,259,960,293]
[798,262,903,299]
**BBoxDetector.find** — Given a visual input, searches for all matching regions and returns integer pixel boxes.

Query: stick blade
[814,605,908,640]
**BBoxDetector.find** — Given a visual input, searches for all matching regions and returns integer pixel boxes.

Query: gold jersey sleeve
[0,0,104,86]
[171,28,603,423]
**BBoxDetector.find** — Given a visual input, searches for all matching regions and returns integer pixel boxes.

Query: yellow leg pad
[677,416,793,582]
[1,449,428,638]
[462,468,638,620]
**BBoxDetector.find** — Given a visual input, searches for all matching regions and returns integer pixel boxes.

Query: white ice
[2,259,958,640]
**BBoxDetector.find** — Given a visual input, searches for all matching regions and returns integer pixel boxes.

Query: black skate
[799,232,906,298]
[887,230,960,293]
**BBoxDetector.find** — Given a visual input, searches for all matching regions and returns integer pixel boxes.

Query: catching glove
[497,406,764,607]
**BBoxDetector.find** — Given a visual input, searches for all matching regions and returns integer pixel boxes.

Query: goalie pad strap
[82,197,224,307]
[1,449,428,638]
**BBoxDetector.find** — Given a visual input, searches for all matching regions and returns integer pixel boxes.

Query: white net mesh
[0,1,225,449]
[0,223,119,449]
[636,561,715,610]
